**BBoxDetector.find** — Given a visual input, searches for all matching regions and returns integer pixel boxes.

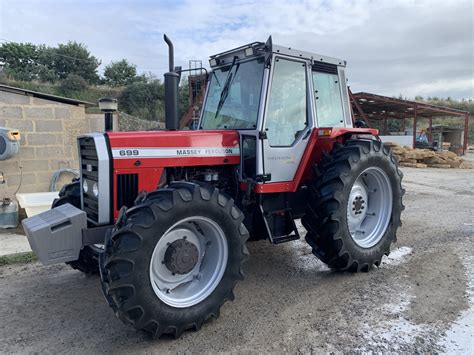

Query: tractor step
[271,233,300,244]
[260,206,300,244]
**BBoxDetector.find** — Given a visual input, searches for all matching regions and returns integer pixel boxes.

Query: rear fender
[314,127,379,161]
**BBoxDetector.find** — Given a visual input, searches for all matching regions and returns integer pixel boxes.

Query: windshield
[200,57,265,130]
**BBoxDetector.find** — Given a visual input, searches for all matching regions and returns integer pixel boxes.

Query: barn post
[463,113,469,154]
[428,116,433,143]
[412,103,417,149]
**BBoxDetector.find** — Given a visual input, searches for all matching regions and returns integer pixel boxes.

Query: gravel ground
[0,166,473,353]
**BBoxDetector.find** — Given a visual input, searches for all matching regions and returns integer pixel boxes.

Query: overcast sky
[0,0,473,99]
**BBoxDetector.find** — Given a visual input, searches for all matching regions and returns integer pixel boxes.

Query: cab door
[261,56,314,183]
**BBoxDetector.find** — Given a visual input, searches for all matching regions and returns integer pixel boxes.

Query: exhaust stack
[163,34,180,130]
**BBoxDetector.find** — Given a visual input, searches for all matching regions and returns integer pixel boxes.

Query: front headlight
[82,179,89,193]
[92,182,99,197]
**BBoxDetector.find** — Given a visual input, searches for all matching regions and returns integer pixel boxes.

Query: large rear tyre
[302,139,404,272]
[99,182,249,338]
[52,181,101,274]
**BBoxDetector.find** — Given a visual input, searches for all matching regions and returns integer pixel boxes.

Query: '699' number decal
[119,149,139,156]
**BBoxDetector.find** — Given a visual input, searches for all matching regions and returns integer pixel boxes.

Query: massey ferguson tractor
[23,35,404,338]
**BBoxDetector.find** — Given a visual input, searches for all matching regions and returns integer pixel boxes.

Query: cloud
[0,0,472,99]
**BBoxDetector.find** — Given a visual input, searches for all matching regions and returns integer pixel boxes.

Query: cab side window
[265,58,307,147]
[312,71,344,127]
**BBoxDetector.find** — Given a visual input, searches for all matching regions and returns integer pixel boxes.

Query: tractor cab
[200,38,353,183]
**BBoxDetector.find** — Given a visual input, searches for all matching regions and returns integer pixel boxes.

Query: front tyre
[99,182,249,338]
[302,139,404,272]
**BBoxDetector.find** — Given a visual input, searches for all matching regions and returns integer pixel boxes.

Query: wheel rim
[346,167,393,248]
[149,216,228,308]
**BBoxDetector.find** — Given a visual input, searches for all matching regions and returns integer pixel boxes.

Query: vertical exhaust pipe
[164,34,180,130]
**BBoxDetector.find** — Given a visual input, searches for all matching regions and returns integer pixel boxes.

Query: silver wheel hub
[150,216,228,308]
[164,238,199,275]
[347,167,393,249]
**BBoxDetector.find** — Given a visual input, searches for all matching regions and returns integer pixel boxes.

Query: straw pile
[384,143,472,169]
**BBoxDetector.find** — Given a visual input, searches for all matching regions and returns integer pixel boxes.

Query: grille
[312,62,338,75]
[117,173,139,209]
[79,136,99,223]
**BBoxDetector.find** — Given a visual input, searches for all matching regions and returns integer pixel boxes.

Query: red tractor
[23,36,404,338]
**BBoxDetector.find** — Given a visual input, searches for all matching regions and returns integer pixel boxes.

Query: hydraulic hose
[49,168,79,192]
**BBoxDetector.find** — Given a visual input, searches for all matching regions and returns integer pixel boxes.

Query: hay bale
[400,163,418,168]
[424,156,446,165]
[383,141,466,169]
[448,161,463,168]
[427,164,451,169]
[401,162,428,168]
[412,150,436,160]
[459,162,473,169]
[415,163,428,168]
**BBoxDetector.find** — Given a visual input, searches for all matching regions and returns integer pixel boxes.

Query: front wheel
[302,139,404,272]
[99,182,249,338]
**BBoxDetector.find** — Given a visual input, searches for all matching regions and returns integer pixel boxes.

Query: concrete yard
[0,166,473,353]
[0,230,30,257]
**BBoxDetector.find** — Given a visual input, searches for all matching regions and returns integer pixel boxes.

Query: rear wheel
[302,139,404,272]
[52,181,101,274]
[99,182,249,338]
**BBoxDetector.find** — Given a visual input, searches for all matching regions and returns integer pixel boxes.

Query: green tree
[103,59,140,86]
[53,41,100,83]
[36,45,59,82]
[0,42,41,81]
[119,80,165,120]
[59,73,88,97]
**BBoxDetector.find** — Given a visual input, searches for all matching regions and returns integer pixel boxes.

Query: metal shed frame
[349,90,470,154]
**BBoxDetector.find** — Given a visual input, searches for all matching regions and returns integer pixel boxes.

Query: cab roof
[209,36,346,69]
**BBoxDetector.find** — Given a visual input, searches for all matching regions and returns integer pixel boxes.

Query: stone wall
[85,112,163,132]
[0,90,89,199]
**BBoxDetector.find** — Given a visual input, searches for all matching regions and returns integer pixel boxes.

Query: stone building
[0,84,162,200]
[0,84,96,200]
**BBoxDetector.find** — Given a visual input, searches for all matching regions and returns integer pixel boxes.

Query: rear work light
[318,129,332,137]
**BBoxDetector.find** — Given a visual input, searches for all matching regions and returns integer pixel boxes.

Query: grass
[0,251,38,267]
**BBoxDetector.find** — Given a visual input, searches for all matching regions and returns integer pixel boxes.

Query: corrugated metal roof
[351,91,469,120]
[0,84,95,107]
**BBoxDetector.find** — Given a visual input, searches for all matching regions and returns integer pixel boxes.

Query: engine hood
[106,130,240,169]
